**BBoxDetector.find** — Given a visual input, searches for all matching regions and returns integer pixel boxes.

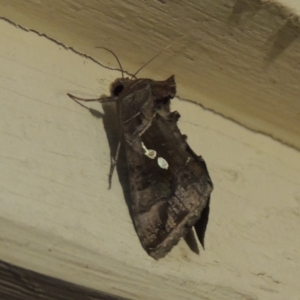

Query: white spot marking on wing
[157,157,169,169]
[141,142,157,159]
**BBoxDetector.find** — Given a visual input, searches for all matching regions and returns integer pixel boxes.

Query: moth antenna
[96,47,124,79]
[132,33,192,78]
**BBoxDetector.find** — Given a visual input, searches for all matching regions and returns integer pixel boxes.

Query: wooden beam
[0,259,128,300]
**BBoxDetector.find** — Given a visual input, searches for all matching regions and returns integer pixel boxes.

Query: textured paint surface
[0,0,300,149]
[1,15,300,300]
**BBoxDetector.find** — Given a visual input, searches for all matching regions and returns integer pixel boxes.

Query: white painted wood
[0,18,300,300]
[1,0,300,149]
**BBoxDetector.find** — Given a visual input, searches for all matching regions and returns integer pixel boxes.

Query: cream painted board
[1,0,300,150]
[1,19,300,300]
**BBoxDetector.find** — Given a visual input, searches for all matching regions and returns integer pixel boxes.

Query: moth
[68,49,213,260]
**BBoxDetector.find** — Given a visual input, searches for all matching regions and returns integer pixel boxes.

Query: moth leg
[67,93,115,104]
[68,96,105,119]
[108,141,121,189]
[68,97,92,110]
[67,93,117,118]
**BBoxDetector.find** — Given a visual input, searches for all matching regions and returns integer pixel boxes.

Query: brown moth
[68,48,213,260]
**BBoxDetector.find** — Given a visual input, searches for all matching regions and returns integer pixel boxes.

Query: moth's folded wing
[125,113,213,259]
[194,197,210,249]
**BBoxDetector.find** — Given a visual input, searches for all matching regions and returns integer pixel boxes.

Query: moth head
[110,78,131,96]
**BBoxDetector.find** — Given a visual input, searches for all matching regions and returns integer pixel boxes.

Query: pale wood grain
[0,0,300,149]
[0,19,300,300]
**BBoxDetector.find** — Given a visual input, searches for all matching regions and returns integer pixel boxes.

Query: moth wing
[124,111,213,259]
[194,196,210,249]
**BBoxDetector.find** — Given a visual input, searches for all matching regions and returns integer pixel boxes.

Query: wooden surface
[0,259,128,300]
[1,15,300,300]
[1,0,300,150]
